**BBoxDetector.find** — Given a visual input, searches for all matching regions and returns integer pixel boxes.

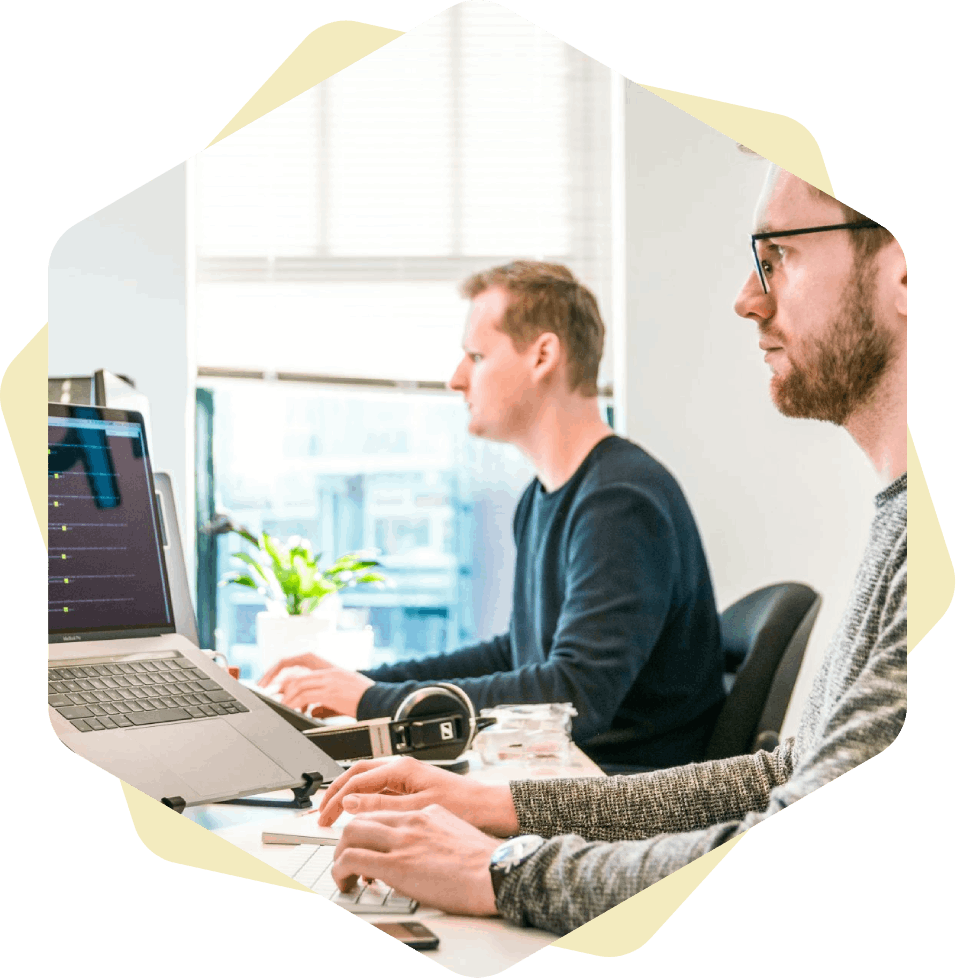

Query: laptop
[47,402,343,809]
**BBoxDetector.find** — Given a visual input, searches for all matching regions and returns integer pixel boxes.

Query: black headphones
[302,682,492,764]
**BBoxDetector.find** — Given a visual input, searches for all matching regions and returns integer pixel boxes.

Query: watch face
[494,841,526,873]
[490,835,544,901]
[492,835,544,874]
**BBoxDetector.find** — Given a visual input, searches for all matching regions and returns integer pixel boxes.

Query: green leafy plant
[223,527,387,616]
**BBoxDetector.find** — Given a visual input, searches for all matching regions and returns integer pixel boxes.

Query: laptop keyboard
[48,655,248,732]
[271,844,418,914]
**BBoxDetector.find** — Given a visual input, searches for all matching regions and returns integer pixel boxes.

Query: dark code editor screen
[48,417,172,635]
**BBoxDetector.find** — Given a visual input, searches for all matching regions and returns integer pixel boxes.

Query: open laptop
[47,402,343,810]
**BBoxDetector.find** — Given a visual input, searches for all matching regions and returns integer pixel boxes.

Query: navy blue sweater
[356,436,725,768]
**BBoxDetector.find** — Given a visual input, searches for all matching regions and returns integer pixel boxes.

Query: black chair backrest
[703,582,821,761]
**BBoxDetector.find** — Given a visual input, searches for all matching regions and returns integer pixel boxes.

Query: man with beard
[309,163,907,935]
[749,170,901,447]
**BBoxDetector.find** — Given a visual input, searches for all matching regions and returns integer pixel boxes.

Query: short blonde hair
[459,260,604,396]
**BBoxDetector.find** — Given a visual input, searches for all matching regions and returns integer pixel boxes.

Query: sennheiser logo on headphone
[439,721,455,741]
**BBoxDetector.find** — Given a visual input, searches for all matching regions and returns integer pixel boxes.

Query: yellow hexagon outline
[5,11,951,967]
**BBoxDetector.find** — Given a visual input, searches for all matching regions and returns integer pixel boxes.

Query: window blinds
[194,1,613,383]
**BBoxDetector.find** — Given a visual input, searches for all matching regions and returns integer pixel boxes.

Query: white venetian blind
[193,1,612,384]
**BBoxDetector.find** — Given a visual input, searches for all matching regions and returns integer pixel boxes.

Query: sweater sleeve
[355,635,512,720]
[510,743,795,841]
[495,554,907,934]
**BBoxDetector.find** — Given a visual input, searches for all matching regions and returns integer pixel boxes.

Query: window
[192,2,615,674]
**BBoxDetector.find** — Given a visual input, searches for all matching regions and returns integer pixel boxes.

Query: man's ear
[531,332,562,381]
[885,239,907,319]
[896,242,906,319]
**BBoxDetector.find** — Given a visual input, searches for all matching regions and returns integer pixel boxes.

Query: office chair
[702,582,821,761]
[586,582,821,775]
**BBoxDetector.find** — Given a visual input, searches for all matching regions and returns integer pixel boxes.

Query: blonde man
[263,260,726,771]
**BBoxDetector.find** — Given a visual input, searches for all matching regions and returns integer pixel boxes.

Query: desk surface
[186,748,603,976]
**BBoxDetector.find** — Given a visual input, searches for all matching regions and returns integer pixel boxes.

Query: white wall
[621,83,880,735]
[47,164,194,583]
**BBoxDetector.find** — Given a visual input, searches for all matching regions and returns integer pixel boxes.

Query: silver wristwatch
[489,834,546,900]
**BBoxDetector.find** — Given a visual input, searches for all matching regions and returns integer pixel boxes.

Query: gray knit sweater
[496,475,907,935]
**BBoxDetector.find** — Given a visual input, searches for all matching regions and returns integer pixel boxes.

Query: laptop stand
[161,771,327,814]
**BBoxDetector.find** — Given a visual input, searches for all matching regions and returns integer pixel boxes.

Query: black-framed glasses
[751,221,882,294]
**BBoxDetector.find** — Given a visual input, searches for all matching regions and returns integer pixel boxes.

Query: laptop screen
[48,404,175,642]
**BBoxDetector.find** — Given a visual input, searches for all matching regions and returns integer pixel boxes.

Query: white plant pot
[256,594,375,671]
[256,593,342,664]
[308,591,342,631]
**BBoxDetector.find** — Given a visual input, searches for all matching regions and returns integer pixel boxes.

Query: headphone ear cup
[429,682,476,723]
[393,683,477,760]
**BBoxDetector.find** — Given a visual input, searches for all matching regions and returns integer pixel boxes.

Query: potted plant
[222,528,387,663]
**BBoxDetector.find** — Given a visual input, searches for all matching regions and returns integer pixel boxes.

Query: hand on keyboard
[259,656,334,688]
[256,667,335,717]
[258,666,315,703]
[257,654,373,717]
[319,755,520,837]
[273,845,417,914]
[331,804,500,917]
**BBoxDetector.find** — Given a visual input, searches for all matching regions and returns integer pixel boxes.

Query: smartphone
[373,920,440,951]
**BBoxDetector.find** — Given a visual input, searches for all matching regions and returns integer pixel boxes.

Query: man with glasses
[308,163,907,936]
[750,211,896,434]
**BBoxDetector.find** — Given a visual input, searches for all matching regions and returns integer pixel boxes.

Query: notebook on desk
[47,403,343,809]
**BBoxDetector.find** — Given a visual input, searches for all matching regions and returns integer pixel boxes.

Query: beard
[766,270,895,426]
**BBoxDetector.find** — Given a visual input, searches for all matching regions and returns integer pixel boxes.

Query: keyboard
[48,654,248,732]
[271,844,418,914]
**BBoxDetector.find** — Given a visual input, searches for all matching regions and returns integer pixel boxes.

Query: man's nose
[734,270,774,323]
[448,359,468,392]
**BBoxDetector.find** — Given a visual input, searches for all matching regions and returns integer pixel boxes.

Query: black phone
[373,920,440,951]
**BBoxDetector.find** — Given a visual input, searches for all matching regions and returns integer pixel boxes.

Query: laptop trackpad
[140,721,291,798]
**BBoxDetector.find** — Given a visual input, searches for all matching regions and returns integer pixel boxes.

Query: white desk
[185,748,604,976]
